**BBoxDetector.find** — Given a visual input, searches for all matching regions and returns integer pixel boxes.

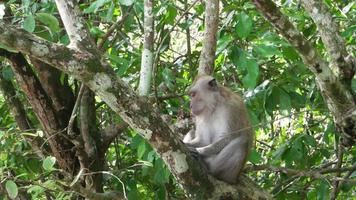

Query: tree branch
[250,0,355,146]
[198,0,219,75]
[30,58,75,126]
[97,6,133,49]
[0,49,75,172]
[0,21,272,199]
[102,122,129,151]
[300,0,355,84]
[138,0,154,96]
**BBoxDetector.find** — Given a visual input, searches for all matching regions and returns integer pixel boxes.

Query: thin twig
[330,143,344,200]
[67,84,85,136]
[152,0,200,101]
[97,6,133,49]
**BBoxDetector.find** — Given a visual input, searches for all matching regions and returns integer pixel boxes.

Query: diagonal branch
[250,0,356,146]
[0,21,272,199]
[300,0,355,84]
[0,21,211,197]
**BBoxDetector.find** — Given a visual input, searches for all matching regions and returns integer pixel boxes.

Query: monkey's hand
[196,136,230,156]
[185,145,200,160]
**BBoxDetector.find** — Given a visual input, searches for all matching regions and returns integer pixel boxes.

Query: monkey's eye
[189,91,197,98]
[208,78,217,87]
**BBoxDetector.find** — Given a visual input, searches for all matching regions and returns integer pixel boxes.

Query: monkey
[183,74,253,184]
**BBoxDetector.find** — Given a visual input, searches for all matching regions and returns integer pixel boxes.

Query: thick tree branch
[102,122,129,151]
[54,0,106,193]
[198,0,219,75]
[30,58,75,126]
[300,0,355,83]
[0,22,272,199]
[250,0,355,146]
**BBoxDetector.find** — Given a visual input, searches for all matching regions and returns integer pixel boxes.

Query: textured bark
[54,0,95,52]
[0,71,31,130]
[58,0,110,193]
[80,86,103,192]
[198,0,219,75]
[300,0,355,84]
[102,122,129,151]
[30,58,75,126]
[0,22,272,199]
[0,50,75,173]
[250,0,355,146]
[54,0,104,193]
[138,0,154,96]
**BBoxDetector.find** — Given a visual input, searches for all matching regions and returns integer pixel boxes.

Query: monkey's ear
[208,78,218,90]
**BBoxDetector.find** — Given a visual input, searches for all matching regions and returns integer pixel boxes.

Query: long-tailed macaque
[183,75,253,184]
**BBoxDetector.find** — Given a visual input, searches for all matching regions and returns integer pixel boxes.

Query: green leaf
[2,66,14,81]
[290,138,303,162]
[230,47,247,69]
[316,180,330,200]
[272,144,287,161]
[23,15,36,32]
[106,2,115,22]
[5,180,18,199]
[217,35,232,53]
[165,6,178,25]
[25,158,42,174]
[119,0,134,6]
[90,27,105,38]
[352,78,356,92]
[282,46,299,60]
[27,185,44,197]
[254,44,280,58]
[248,149,262,164]
[0,43,18,53]
[155,185,166,200]
[162,68,175,90]
[303,135,317,147]
[42,156,56,171]
[84,0,109,13]
[36,13,60,32]
[242,59,259,89]
[235,12,252,38]
[154,168,167,184]
[279,89,291,114]
[137,141,146,159]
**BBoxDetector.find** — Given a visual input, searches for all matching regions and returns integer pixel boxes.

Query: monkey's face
[188,75,219,116]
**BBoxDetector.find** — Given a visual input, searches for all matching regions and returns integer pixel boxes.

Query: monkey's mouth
[191,106,204,116]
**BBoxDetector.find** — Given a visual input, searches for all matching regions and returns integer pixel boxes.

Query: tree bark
[198,0,219,75]
[54,0,106,193]
[300,0,355,85]
[138,0,154,96]
[250,0,355,146]
[0,22,272,199]
[0,50,76,172]
[30,58,75,125]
